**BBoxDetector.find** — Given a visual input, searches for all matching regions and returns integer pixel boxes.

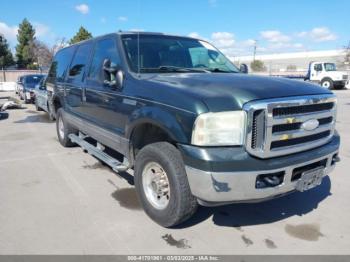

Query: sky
[0,0,349,57]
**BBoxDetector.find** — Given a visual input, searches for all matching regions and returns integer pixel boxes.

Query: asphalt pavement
[0,90,349,255]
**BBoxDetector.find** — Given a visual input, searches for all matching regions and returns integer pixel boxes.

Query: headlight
[191,111,246,146]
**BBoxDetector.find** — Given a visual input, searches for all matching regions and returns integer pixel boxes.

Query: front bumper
[179,134,340,205]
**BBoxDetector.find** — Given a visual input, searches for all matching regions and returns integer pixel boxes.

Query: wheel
[321,78,334,89]
[47,103,55,121]
[56,108,77,147]
[134,142,198,227]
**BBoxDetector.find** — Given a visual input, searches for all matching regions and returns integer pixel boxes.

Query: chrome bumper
[185,150,338,205]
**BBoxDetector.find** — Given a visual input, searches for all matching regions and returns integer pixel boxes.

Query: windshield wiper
[207,68,237,73]
[141,66,210,73]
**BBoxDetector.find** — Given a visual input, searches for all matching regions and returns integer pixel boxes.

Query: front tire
[56,108,77,147]
[134,142,198,227]
[321,78,334,89]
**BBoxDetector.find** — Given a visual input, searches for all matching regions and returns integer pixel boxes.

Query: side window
[314,64,322,71]
[88,38,120,82]
[68,43,93,83]
[47,47,76,83]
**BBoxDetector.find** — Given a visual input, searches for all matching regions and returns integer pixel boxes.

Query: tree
[31,40,54,69]
[0,34,14,69]
[250,60,266,72]
[69,26,92,45]
[286,64,297,71]
[15,18,36,69]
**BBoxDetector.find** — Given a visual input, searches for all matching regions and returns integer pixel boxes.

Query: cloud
[100,17,107,24]
[33,22,50,37]
[75,4,89,14]
[118,16,128,22]
[296,27,337,42]
[188,32,202,39]
[260,30,290,43]
[310,27,337,42]
[211,32,235,48]
[0,21,18,42]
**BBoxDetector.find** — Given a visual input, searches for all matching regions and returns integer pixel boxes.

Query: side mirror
[103,59,124,89]
[240,64,248,74]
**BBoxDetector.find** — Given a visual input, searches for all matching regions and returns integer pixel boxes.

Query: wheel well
[321,77,333,83]
[130,123,175,162]
[53,97,62,114]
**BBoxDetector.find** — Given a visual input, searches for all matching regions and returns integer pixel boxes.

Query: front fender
[126,106,197,144]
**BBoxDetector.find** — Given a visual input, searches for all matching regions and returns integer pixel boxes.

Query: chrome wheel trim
[58,116,65,139]
[142,162,170,210]
[322,81,330,88]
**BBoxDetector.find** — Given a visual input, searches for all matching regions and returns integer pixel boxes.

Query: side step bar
[68,133,129,172]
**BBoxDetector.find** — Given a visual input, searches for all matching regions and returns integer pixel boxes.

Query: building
[231,49,348,74]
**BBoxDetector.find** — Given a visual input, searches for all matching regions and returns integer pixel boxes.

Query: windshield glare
[324,63,337,71]
[121,35,239,73]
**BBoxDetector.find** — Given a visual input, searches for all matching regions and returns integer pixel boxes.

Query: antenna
[137,0,141,77]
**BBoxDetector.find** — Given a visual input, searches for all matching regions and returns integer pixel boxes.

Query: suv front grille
[244,94,337,158]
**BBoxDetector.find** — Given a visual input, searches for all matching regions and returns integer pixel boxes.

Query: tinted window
[88,38,120,82]
[314,64,323,71]
[121,34,239,73]
[48,46,76,83]
[68,43,93,82]
[25,75,43,84]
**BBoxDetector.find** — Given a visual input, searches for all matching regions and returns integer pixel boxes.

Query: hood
[24,83,37,90]
[145,73,332,112]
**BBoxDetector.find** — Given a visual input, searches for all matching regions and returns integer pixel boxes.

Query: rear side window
[68,43,93,83]
[88,38,120,82]
[48,46,76,83]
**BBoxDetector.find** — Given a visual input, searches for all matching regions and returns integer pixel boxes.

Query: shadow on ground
[176,176,331,228]
[14,110,53,124]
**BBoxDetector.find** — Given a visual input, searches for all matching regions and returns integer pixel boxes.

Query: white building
[231,49,348,73]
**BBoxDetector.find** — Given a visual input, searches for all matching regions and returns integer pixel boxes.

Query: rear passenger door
[65,42,93,116]
[84,37,125,134]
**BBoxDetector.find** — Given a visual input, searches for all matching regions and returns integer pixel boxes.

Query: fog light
[256,171,284,189]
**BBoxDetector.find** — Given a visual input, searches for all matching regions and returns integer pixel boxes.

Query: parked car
[34,75,54,120]
[47,32,340,227]
[15,76,24,94]
[18,74,45,103]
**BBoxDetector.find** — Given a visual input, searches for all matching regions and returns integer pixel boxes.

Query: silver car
[34,76,54,120]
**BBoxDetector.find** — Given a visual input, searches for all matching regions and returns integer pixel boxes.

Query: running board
[68,133,129,172]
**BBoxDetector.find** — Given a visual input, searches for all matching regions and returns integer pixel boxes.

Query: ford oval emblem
[301,119,319,131]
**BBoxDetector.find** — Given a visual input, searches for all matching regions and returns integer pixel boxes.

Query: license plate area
[296,167,325,192]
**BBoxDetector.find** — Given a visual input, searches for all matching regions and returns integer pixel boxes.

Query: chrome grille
[244,94,337,158]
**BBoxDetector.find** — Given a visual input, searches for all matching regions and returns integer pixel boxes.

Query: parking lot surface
[0,90,350,255]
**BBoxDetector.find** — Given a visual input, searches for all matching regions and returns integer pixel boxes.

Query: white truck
[305,62,349,89]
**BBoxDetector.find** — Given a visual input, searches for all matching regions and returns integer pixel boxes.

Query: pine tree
[0,34,14,69]
[15,18,36,69]
[69,26,92,45]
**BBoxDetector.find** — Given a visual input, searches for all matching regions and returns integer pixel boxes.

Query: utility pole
[253,40,257,62]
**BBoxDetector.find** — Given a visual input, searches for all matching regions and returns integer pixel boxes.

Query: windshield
[324,63,337,71]
[121,34,240,73]
[25,75,44,85]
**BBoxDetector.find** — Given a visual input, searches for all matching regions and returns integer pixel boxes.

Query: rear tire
[134,142,198,227]
[56,108,77,147]
[47,103,55,121]
[321,78,334,89]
